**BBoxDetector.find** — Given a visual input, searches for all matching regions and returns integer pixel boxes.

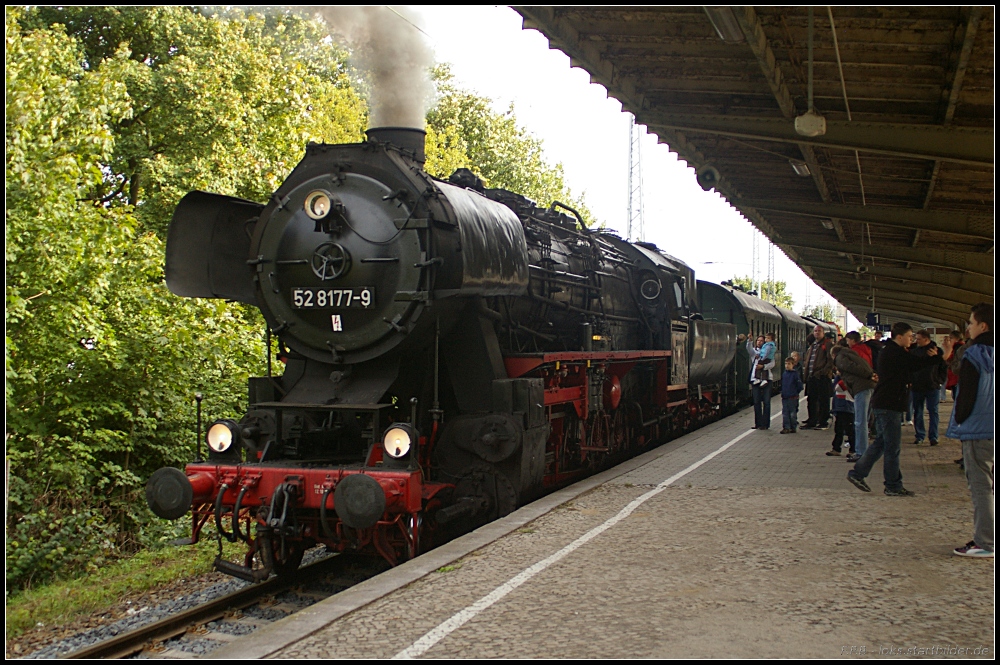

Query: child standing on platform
[781,357,803,434]
[828,375,856,456]
[790,350,803,381]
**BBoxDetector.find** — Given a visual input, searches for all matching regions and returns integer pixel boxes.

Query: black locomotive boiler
[145,128,739,580]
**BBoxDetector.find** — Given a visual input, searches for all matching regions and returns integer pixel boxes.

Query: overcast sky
[410,6,862,328]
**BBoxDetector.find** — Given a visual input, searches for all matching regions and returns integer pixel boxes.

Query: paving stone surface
[271,396,994,659]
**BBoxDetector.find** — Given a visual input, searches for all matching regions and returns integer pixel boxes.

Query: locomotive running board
[504,349,672,378]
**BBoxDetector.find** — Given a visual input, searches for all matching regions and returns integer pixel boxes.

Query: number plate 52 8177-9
[291,287,373,309]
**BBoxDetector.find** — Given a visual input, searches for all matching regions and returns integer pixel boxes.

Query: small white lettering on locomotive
[331,314,343,331]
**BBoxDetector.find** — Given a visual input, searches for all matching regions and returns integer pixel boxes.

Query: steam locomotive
[146,127,758,581]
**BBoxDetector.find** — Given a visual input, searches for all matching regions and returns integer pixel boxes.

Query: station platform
[213,396,993,659]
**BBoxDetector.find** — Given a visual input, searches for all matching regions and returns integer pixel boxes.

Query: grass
[435,563,462,573]
[6,537,245,642]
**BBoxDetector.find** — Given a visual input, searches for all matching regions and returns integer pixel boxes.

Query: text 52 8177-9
[291,287,373,309]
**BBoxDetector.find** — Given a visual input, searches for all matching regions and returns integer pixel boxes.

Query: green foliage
[802,301,838,322]
[729,275,795,310]
[802,300,837,321]
[4,6,356,592]
[21,6,367,237]
[425,65,592,225]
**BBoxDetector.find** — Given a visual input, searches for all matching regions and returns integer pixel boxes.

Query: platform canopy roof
[515,6,994,328]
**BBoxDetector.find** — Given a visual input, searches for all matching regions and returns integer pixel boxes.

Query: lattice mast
[766,242,775,303]
[627,114,645,241]
[751,229,760,296]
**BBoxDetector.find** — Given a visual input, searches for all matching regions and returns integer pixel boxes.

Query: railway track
[62,553,358,659]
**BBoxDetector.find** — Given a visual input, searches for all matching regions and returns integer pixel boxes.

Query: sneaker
[817,424,830,431]
[845,453,861,462]
[953,541,994,558]
[930,440,939,446]
[847,471,871,493]
[911,440,923,445]
[884,487,916,497]
[801,423,815,430]
[826,450,841,456]
[779,428,790,434]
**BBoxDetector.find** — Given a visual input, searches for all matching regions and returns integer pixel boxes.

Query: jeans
[911,389,941,443]
[853,388,872,457]
[782,397,799,431]
[752,383,771,428]
[853,408,904,491]
[962,438,995,551]
[805,375,831,427]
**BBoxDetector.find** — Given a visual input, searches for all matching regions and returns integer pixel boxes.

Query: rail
[63,553,349,659]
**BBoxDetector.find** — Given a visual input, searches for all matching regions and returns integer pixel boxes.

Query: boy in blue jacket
[780,357,803,434]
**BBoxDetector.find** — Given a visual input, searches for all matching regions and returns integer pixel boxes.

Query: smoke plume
[307,6,434,129]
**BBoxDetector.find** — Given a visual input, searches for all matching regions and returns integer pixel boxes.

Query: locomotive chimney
[366,126,426,163]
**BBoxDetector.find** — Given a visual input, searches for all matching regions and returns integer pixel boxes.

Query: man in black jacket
[908,329,947,446]
[847,322,940,496]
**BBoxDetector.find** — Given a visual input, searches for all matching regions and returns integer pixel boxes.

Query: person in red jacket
[847,331,873,366]
[943,330,964,401]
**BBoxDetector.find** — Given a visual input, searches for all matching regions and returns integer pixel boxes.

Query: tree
[728,276,794,310]
[858,325,879,340]
[5,7,367,591]
[425,65,592,225]
[21,6,368,238]
[802,301,837,322]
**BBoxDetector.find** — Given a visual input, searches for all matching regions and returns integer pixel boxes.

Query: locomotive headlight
[304,190,333,220]
[382,424,415,459]
[207,419,240,453]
